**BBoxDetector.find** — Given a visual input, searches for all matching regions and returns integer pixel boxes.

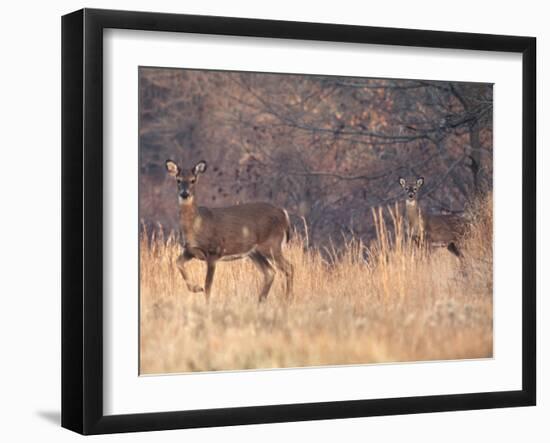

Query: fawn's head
[399,176,424,203]
[165,159,208,204]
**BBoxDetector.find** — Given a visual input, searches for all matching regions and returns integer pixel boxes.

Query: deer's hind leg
[249,251,275,302]
[271,250,294,298]
[176,250,204,294]
[447,242,462,258]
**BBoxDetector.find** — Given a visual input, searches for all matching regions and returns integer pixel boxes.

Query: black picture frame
[61,8,536,435]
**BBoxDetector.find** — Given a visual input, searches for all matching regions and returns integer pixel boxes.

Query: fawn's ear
[399,177,407,188]
[416,176,425,187]
[165,160,180,177]
[192,160,207,176]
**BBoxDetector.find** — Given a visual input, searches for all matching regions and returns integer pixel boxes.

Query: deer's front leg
[175,250,204,293]
[204,259,217,301]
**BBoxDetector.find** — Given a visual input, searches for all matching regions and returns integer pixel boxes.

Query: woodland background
[139,68,493,244]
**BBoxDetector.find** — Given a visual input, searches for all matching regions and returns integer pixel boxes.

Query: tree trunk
[468,119,482,194]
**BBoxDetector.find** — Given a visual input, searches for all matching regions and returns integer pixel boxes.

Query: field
[139,196,493,374]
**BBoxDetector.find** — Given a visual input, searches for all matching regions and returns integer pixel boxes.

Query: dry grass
[140,195,493,374]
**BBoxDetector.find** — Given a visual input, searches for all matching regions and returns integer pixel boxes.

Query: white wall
[0,0,546,441]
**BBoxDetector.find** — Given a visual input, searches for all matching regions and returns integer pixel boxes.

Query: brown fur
[166,160,293,301]
[400,177,466,257]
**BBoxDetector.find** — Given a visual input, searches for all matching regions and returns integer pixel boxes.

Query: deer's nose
[180,190,190,198]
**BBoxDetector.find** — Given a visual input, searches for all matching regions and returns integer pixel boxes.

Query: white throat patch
[179,196,194,205]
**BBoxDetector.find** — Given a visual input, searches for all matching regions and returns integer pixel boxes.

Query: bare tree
[139,69,492,246]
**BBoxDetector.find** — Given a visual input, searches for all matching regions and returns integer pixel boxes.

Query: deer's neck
[179,198,201,244]
[405,199,423,231]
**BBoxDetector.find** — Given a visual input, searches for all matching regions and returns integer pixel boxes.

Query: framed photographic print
[61,8,536,435]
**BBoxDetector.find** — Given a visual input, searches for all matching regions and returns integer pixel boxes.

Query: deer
[398,176,467,257]
[165,159,293,302]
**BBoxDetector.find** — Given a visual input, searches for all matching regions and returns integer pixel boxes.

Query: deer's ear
[192,160,207,176]
[399,178,406,188]
[165,160,180,177]
[416,176,424,187]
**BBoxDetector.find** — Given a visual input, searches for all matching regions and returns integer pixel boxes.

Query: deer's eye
[413,187,417,191]
[190,178,196,184]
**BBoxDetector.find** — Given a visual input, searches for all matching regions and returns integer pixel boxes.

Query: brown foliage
[140,68,493,246]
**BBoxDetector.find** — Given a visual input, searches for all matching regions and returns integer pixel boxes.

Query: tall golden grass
[140,195,493,374]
